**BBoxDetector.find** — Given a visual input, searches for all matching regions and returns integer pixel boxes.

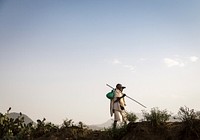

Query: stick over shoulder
[106,84,147,108]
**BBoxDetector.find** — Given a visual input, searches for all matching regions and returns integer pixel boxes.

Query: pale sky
[0,0,200,125]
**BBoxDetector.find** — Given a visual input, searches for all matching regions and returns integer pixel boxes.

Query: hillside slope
[35,121,200,140]
[7,112,36,125]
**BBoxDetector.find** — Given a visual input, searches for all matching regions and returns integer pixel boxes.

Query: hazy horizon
[1,0,200,125]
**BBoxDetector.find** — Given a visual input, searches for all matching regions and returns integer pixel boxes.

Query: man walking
[112,83,127,128]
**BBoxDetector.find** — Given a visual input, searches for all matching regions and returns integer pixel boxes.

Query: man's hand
[122,94,126,98]
[120,106,125,110]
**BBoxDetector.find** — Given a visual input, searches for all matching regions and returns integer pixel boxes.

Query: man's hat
[116,83,126,90]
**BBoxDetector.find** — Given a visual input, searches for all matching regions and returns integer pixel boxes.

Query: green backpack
[106,90,115,100]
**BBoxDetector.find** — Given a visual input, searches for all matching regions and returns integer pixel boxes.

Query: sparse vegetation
[1,107,200,140]
[142,107,171,127]
[104,122,128,140]
[178,106,200,121]
[126,111,138,123]
[104,112,137,140]
[61,118,74,128]
[0,108,90,140]
[0,108,32,139]
[178,106,200,139]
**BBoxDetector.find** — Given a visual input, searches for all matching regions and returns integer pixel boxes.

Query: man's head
[116,83,126,92]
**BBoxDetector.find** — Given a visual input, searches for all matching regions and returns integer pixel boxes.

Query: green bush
[32,118,59,138]
[0,108,60,139]
[142,107,171,127]
[178,106,200,138]
[0,108,29,139]
[126,112,138,123]
[178,106,200,121]
[61,118,74,128]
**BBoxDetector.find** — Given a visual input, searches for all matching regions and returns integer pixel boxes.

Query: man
[112,83,127,128]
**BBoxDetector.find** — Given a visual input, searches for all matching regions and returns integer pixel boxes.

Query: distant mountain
[7,112,36,125]
[88,119,113,130]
